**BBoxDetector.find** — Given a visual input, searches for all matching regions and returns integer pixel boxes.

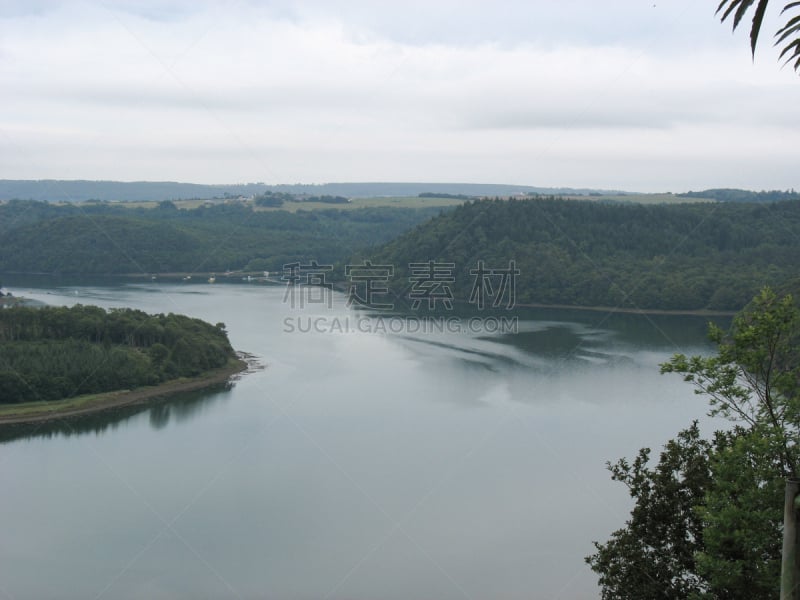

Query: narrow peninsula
[0,304,248,425]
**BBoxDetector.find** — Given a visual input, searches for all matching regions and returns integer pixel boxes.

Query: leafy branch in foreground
[661,288,800,478]
[717,0,800,72]
[588,287,800,598]
[586,423,713,599]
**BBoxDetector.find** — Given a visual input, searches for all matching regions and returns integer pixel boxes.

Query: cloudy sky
[1,0,798,192]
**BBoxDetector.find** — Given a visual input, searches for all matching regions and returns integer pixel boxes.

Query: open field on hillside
[562,193,713,204]
[97,193,714,212]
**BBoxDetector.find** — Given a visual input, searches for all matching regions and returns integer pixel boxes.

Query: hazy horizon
[1,1,798,192]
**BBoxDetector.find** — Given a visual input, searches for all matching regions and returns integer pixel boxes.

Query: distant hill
[354,197,800,312]
[0,200,445,275]
[677,188,799,203]
[3,180,796,204]
[0,179,627,203]
[268,182,628,198]
[0,180,267,203]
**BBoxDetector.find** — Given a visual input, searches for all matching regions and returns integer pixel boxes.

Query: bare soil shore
[0,355,253,427]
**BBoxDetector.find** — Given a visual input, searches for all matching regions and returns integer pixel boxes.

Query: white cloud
[0,0,798,190]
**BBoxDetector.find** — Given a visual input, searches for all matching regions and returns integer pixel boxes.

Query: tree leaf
[749,0,771,54]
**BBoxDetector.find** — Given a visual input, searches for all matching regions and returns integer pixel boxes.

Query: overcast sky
[1,0,798,192]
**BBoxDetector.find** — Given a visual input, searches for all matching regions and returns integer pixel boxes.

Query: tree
[662,288,800,479]
[587,288,800,598]
[0,305,237,403]
[585,423,714,599]
[717,0,800,72]
[694,428,784,597]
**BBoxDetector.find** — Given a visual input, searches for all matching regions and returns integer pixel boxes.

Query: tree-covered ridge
[358,197,800,311]
[0,200,444,274]
[0,304,236,404]
[677,188,799,203]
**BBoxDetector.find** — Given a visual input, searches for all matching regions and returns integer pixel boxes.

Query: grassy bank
[0,356,249,426]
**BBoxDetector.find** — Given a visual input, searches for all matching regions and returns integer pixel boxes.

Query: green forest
[676,188,800,203]
[0,199,445,275]
[355,197,800,311]
[587,287,800,598]
[0,304,236,404]
[3,196,800,311]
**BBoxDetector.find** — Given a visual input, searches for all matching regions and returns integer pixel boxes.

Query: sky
[1,0,798,192]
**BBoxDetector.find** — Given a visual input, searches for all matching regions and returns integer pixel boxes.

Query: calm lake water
[0,280,730,599]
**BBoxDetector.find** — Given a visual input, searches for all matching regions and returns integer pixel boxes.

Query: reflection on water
[0,382,235,444]
[0,276,734,600]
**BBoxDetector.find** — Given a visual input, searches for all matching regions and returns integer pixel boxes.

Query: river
[0,279,729,599]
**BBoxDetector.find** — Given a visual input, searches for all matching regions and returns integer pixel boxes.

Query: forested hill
[0,200,442,275]
[356,197,800,312]
[0,305,236,403]
[677,188,799,203]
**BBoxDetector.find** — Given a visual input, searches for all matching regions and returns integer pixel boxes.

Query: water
[0,280,729,599]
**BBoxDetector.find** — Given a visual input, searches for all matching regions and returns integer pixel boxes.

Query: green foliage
[0,200,443,275]
[254,191,349,205]
[586,423,713,599]
[589,288,800,598]
[677,188,800,203]
[0,304,236,403]
[253,192,288,207]
[662,288,800,476]
[361,198,800,311]
[696,429,783,598]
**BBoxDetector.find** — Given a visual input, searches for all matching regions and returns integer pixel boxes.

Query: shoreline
[3,276,739,317]
[0,355,252,427]
[510,302,737,317]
